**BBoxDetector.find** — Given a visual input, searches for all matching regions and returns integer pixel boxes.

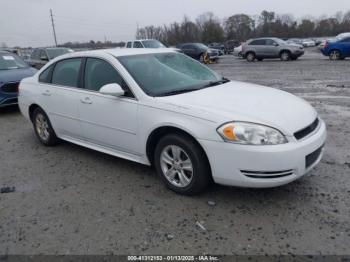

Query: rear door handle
[42,90,51,96]
[80,97,92,104]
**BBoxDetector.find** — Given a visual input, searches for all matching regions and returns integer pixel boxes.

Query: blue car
[321,35,350,60]
[0,51,37,107]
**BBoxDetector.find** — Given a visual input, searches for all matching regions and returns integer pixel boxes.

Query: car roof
[34,47,70,50]
[250,37,280,41]
[127,39,158,42]
[55,48,176,59]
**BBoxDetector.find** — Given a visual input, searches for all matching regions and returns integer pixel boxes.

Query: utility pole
[136,22,140,39]
[50,9,58,47]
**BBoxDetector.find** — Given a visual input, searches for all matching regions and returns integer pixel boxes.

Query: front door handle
[42,90,51,96]
[80,97,92,104]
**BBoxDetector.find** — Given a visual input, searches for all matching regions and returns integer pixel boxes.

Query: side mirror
[273,43,279,47]
[99,83,125,97]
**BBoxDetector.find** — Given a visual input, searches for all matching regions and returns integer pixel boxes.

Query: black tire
[280,51,291,61]
[32,107,59,146]
[329,50,342,60]
[246,52,255,62]
[154,134,211,195]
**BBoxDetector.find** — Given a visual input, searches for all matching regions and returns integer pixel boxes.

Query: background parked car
[125,39,166,48]
[27,47,73,69]
[208,43,225,55]
[320,35,350,60]
[286,38,303,46]
[0,51,37,107]
[301,39,316,47]
[176,43,219,62]
[224,40,240,54]
[233,45,243,58]
[125,39,182,52]
[242,37,304,62]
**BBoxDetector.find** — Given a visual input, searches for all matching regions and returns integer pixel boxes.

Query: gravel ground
[0,48,349,255]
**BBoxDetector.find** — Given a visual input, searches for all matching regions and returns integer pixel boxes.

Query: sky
[1,0,349,47]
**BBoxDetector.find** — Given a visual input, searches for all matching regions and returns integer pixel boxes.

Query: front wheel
[329,50,341,60]
[280,51,291,61]
[246,52,256,62]
[154,134,211,195]
[32,107,59,146]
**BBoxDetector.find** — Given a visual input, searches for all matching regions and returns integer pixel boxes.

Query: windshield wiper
[158,88,202,97]
[203,77,230,88]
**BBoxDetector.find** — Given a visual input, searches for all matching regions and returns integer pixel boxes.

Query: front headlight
[217,122,287,145]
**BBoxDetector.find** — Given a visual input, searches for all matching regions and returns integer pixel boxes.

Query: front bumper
[199,119,327,188]
[292,50,305,57]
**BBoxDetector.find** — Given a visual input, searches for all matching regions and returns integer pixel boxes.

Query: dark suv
[27,47,73,69]
[242,38,304,62]
[176,43,219,62]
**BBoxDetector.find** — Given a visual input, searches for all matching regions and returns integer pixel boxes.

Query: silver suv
[242,38,304,62]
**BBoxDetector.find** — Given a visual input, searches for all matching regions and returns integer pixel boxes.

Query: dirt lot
[1,48,349,255]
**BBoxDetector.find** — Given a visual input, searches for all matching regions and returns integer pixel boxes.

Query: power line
[50,9,58,47]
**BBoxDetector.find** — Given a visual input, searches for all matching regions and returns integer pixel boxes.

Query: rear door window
[265,39,277,46]
[84,58,124,91]
[52,58,82,88]
[40,50,49,60]
[126,42,132,48]
[31,49,40,60]
[249,40,266,45]
[133,41,144,48]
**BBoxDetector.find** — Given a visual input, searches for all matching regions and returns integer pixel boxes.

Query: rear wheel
[32,107,59,146]
[154,134,211,195]
[246,52,256,62]
[280,51,291,61]
[329,50,341,60]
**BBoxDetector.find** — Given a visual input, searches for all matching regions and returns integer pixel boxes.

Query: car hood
[287,43,303,48]
[157,81,317,136]
[0,67,37,85]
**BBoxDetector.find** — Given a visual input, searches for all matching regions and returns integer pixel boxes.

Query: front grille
[306,146,323,169]
[241,169,294,179]
[1,82,19,93]
[294,118,319,140]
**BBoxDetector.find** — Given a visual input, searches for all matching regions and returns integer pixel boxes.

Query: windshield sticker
[2,56,15,60]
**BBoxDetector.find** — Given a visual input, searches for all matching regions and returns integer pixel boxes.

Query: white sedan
[18,49,326,195]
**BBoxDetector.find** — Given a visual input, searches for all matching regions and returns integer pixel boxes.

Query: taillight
[324,41,328,49]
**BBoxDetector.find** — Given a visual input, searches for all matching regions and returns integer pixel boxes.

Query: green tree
[224,14,254,41]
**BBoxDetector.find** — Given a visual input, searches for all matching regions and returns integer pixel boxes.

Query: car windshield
[195,43,209,49]
[46,48,73,59]
[0,53,28,70]
[336,34,350,41]
[142,40,165,48]
[118,52,224,97]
